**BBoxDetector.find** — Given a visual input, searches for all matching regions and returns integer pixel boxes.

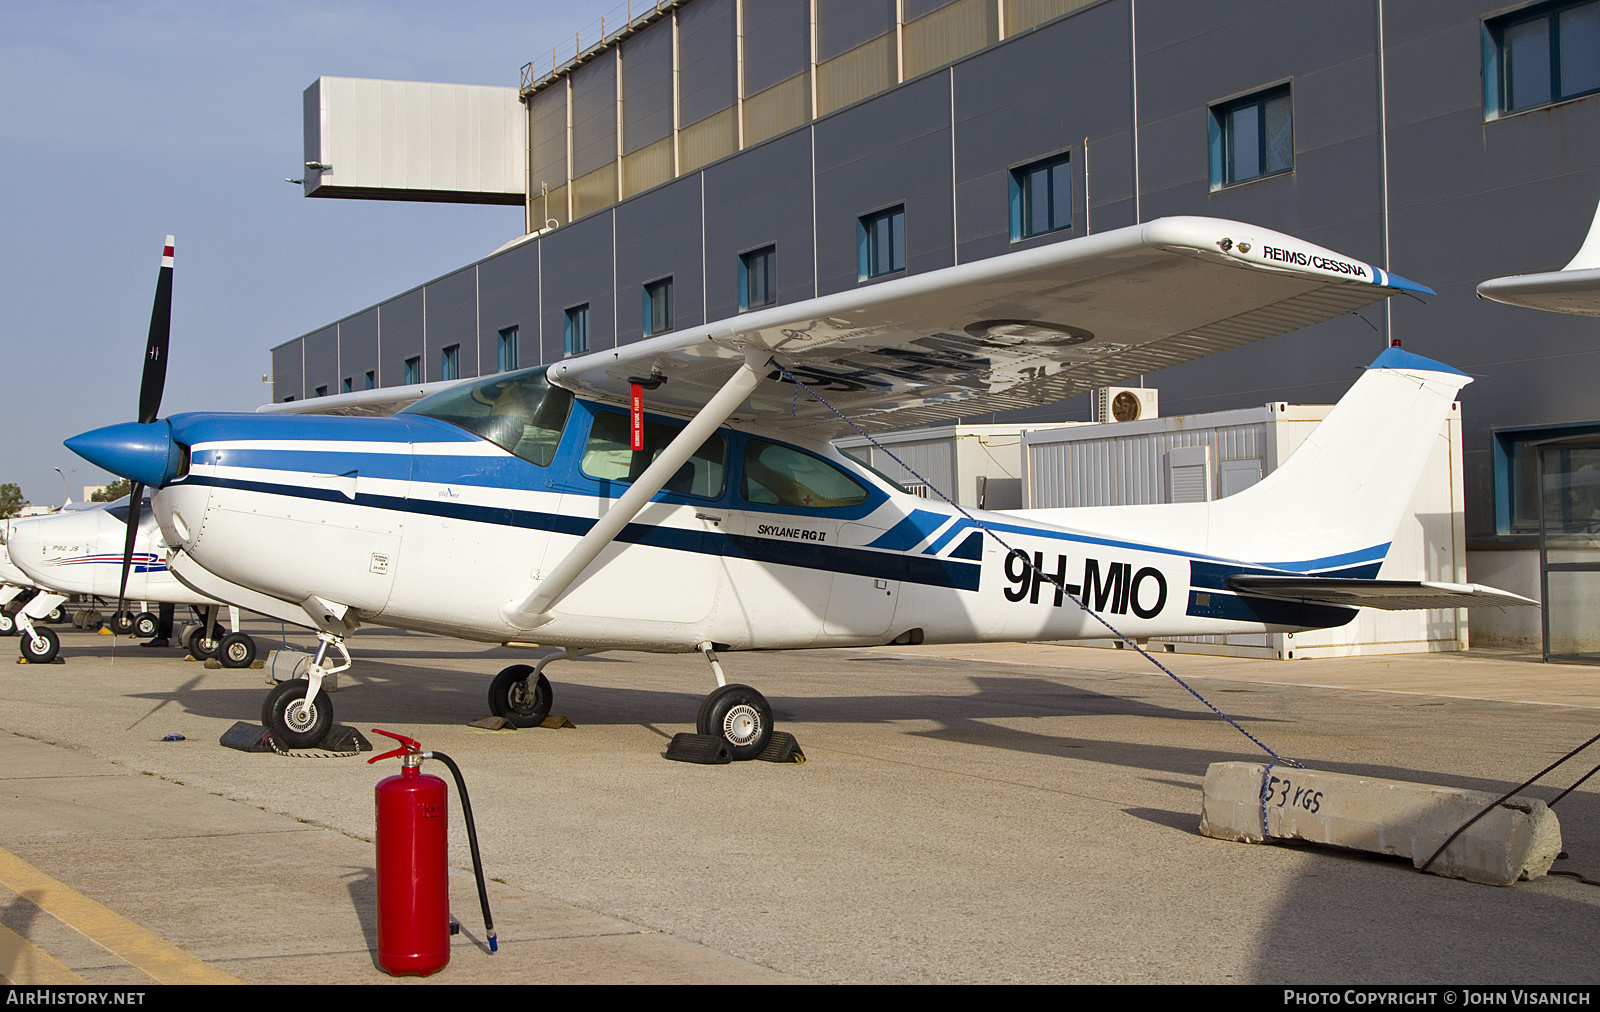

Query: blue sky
[0,1,616,506]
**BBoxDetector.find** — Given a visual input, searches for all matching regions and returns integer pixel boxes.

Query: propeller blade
[137,237,174,425]
[115,482,146,615]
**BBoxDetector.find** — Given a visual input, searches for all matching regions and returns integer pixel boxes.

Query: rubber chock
[755,731,805,764]
[319,725,372,753]
[664,732,732,764]
[219,721,274,753]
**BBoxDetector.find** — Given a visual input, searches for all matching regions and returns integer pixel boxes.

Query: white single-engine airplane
[0,497,255,665]
[67,221,1534,754]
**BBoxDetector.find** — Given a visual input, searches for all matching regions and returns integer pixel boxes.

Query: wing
[1476,267,1600,317]
[551,216,1431,436]
[1227,576,1537,611]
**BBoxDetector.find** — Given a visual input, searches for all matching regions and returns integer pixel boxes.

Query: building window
[404,356,421,385]
[1010,154,1072,241]
[564,304,589,357]
[739,246,776,311]
[364,370,375,390]
[643,277,673,337]
[1210,85,1293,188]
[1486,1,1600,117]
[1495,421,1600,532]
[341,377,352,394]
[497,327,519,372]
[858,205,906,280]
[314,385,328,398]
[440,344,460,381]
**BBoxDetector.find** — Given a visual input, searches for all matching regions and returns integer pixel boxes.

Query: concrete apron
[1200,762,1564,887]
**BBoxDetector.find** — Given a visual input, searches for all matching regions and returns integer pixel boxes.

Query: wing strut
[500,348,770,630]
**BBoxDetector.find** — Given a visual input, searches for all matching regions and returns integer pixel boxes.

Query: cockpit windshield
[402,367,574,466]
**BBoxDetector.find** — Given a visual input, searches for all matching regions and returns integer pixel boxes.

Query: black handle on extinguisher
[424,750,497,953]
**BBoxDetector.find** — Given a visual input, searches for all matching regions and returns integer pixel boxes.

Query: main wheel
[45,605,65,623]
[134,612,159,637]
[487,664,552,727]
[696,683,773,761]
[110,611,135,635]
[21,627,59,664]
[0,611,14,636]
[188,626,222,660]
[218,632,256,669]
[262,678,332,750]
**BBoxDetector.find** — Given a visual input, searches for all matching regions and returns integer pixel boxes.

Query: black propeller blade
[117,236,174,620]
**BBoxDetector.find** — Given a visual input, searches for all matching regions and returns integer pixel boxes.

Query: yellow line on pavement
[0,846,238,985]
[0,921,88,985]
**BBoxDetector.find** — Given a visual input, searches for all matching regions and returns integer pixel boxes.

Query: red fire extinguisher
[369,729,497,976]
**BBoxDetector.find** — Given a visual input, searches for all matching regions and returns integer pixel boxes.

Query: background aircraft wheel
[696,683,773,761]
[218,632,256,669]
[187,626,221,661]
[0,611,13,636]
[45,606,65,624]
[262,678,331,750]
[21,627,59,664]
[487,664,552,727]
[110,611,136,635]
[134,612,159,637]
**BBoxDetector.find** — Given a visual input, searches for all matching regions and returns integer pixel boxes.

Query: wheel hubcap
[284,699,317,733]
[722,704,761,745]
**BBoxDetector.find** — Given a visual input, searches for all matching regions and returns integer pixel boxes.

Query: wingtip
[161,235,174,268]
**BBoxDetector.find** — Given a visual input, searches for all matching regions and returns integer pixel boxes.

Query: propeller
[115,236,175,619]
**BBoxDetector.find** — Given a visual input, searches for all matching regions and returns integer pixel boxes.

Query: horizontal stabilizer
[1227,576,1537,611]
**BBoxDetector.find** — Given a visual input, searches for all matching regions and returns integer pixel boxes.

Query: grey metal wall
[271,0,1600,545]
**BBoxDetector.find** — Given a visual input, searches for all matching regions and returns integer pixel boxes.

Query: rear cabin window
[742,439,868,509]
[402,367,573,467]
[581,411,727,499]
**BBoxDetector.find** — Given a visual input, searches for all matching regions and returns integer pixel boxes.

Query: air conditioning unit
[1095,386,1158,423]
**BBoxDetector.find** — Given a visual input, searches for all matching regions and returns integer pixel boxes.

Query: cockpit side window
[402,367,574,466]
[742,439,868,509]
[581,411,727,498]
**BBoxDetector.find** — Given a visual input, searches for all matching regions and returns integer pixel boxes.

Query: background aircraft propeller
[115,237,174,620]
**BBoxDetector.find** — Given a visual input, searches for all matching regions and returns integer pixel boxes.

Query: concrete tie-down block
[1199,762,1562,886]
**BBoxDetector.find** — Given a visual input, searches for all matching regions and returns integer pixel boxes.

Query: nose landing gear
[262,632,349,749]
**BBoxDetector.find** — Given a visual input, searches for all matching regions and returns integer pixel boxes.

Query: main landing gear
[692,641,774,761]
[262,632,349,749]
[487,658,555,727]
[183,605,256,667]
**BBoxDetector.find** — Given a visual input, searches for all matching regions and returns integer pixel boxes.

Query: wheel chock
[539,715,576,729]
[221,721,371,755]
[469,715,513,730]
[219,721,274,753]
[755,732,805,764]
[664,732,732,764]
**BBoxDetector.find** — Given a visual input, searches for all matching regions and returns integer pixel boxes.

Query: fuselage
[143,375,1372,653]
[4,501,212,605]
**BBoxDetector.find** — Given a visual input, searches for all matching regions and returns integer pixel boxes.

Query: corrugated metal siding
[1027,417,1268,507]
[868,438,956,495]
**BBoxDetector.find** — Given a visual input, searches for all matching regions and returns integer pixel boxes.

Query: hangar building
[270,0,1600,654]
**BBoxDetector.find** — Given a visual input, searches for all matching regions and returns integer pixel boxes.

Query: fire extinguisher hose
[423,751,498,953]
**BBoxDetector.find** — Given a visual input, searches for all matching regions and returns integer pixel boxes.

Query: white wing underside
[268,216,1427,435]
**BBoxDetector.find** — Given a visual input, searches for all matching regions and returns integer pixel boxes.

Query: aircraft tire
[21,627,59,664]
[187,626,222,661]
[0,611,13,636]
[218,632,256,669]
[263,678,331,750]
[110,611,136,635]
[45,606,65,624]
[487,664,553,727]
[696,684,773,762]
[134,612,159,637]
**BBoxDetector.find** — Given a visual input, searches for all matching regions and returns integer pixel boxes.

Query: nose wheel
[263,678,331,749]
[696,683,774,761]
